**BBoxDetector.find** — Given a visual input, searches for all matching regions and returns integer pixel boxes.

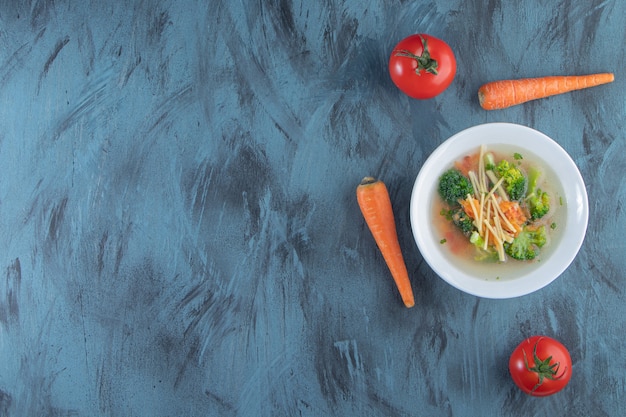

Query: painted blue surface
[0,1,624,416]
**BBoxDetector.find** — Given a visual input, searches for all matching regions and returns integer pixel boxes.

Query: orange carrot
[356,177,415,308]
[460,199,476,219]
[499,201,527,233]
[478,73,614,110]
[454,153,480,177]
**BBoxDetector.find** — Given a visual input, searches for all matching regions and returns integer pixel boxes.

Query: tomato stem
[394,35,439,76]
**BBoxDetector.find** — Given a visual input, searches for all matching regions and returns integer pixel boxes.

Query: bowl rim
[409,122,589,298]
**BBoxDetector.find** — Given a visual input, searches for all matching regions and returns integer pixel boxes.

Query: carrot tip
[477,90,486,108]
[360,176,377,186]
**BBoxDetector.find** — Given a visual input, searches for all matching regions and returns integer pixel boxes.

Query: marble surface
[1,1,624,416]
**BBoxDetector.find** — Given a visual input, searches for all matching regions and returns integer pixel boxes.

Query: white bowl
[409,123,588,298]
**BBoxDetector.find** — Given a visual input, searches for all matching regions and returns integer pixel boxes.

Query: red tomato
[388,34,456,99]
[509,335,572,396]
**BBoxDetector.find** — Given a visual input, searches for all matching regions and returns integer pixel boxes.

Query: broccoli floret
[525,167,550,220]
[494,160,526,200]
[438,169,474,206]
[441,207,474,236]
[528,190,550,220]
[452,209,474,236]
[504,225,547,261]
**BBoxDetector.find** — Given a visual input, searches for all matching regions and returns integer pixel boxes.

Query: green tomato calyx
[394,35,439,76]
[523,339,567,394]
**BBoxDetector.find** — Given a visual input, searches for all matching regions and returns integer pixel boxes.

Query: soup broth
[432,145,566,281]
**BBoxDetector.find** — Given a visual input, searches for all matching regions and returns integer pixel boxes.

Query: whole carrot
[357,177,415,308]
[478,73,614,110]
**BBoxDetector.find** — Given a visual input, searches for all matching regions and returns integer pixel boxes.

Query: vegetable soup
[432,145,567,281]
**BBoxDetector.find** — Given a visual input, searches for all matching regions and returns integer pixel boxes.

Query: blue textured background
[0,1,624,416]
